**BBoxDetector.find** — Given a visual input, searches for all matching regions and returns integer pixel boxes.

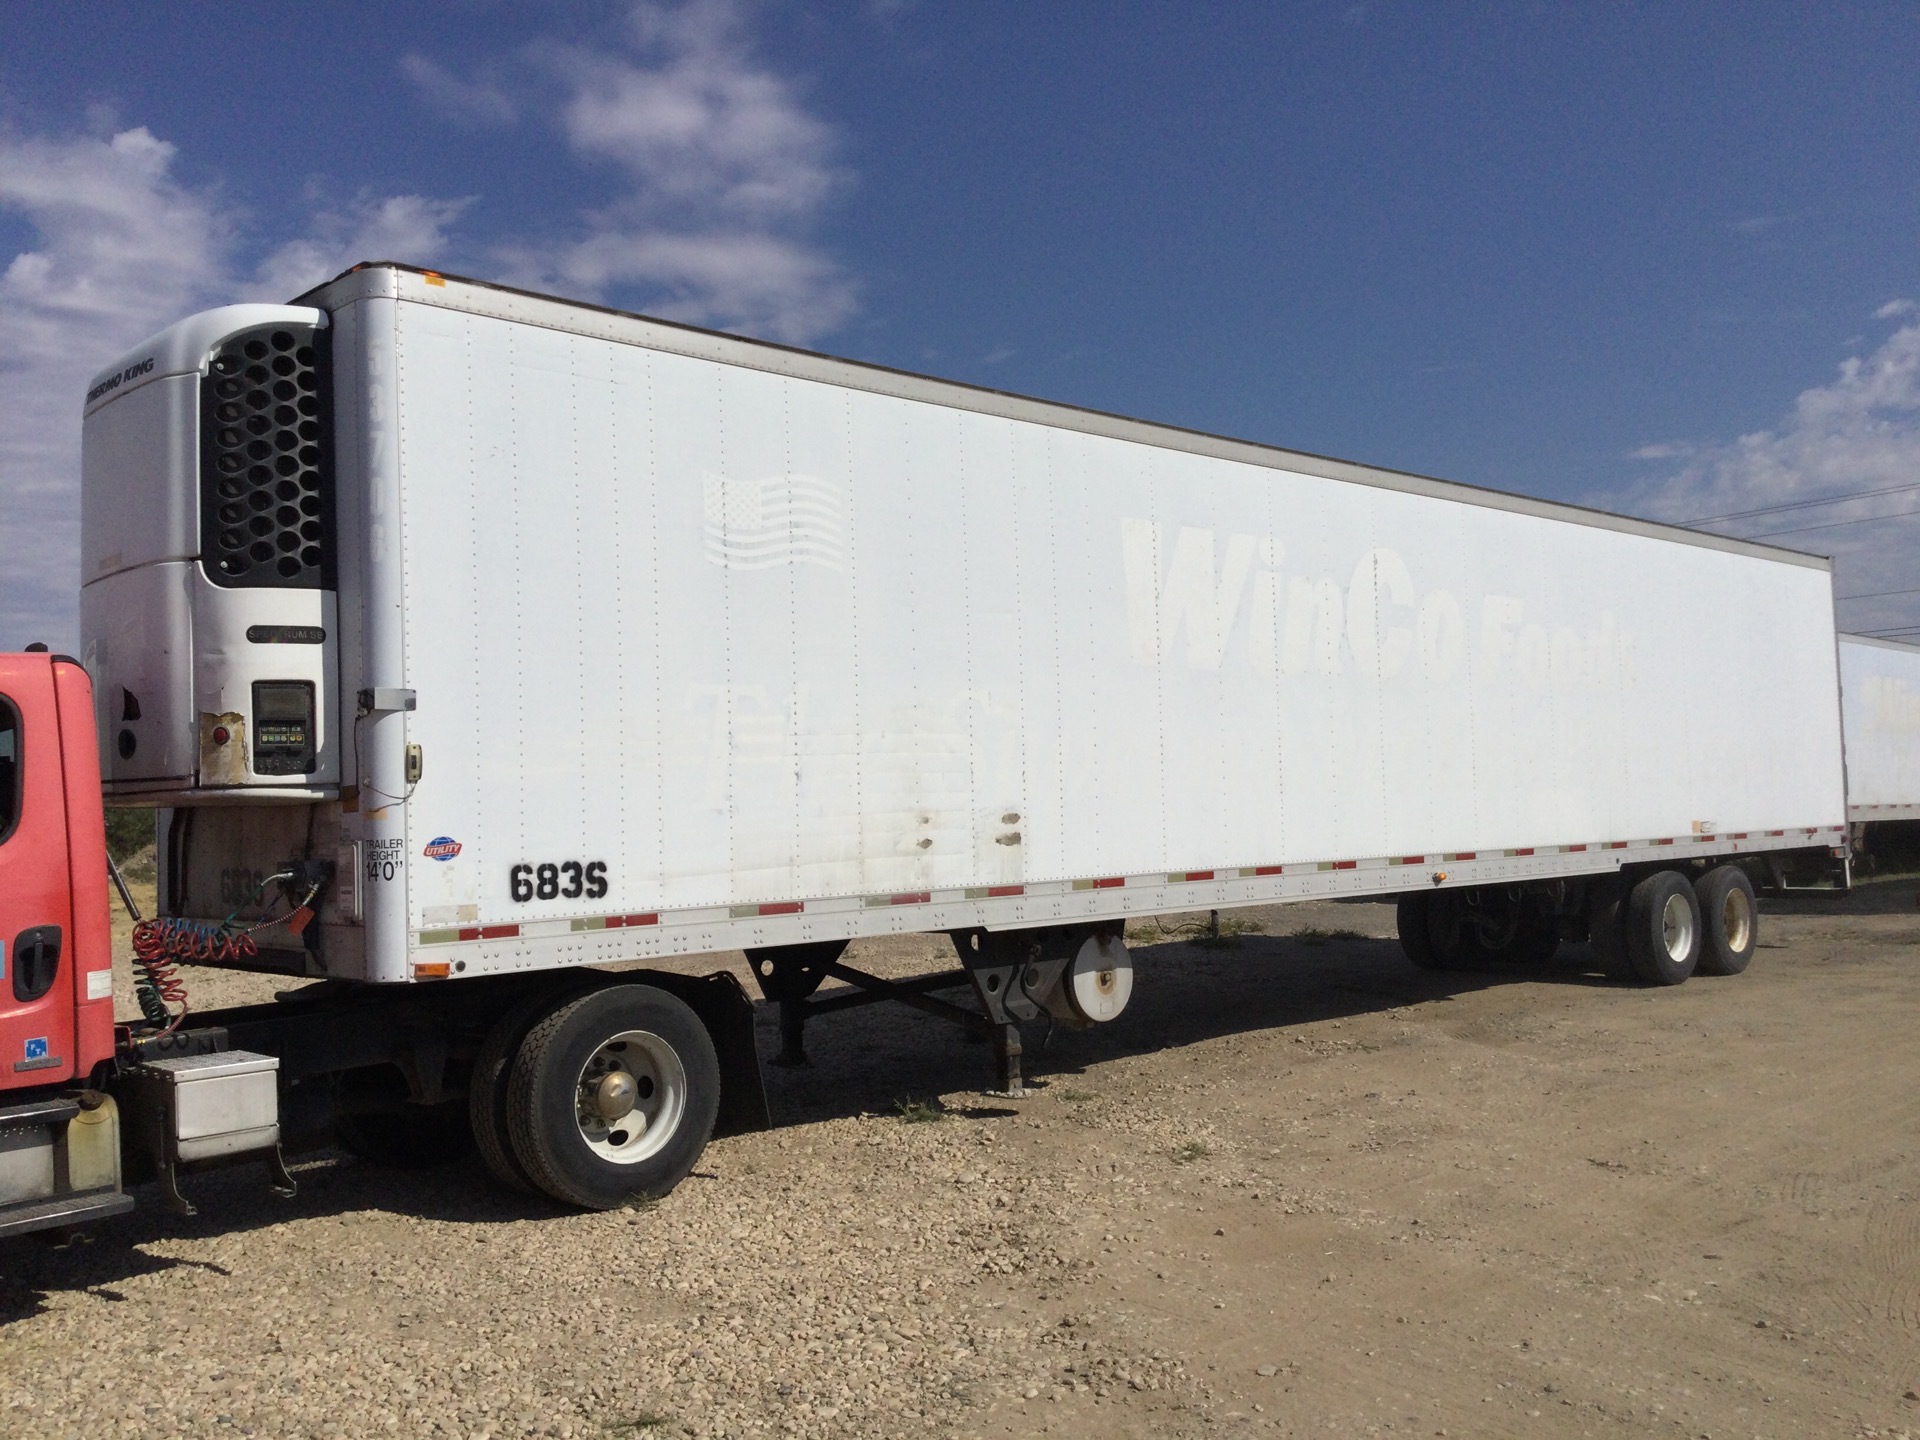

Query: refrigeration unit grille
[200,325,334,588]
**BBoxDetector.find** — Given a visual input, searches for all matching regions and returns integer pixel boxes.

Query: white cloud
[0,126,459,650]
[0,127,234,649]
[1627,442,1693,461]
[496,0,855,342]
[3,3,854,648]
[558,8,843,221]
[1610,308,1920,632]
[249,192,473,302]
[1876,298,1916,321]
[401,54,519,126]
[509,226,853,343]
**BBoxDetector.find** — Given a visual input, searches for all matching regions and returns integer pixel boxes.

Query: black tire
[1626,870,1701,986]
[335,1098,476,1168]
[1505,907,1561,965]
[1397,894,1443,970]
[1693,865,1759,977]
[506,984,720,1209]
[1587,875,1636,981]
[469,989,571,1194]
[1428,890,1502,969]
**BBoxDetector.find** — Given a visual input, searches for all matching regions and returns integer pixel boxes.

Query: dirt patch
[8,879,1920,1437]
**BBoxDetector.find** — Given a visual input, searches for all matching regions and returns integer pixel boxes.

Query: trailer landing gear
[747,924,1133,1097]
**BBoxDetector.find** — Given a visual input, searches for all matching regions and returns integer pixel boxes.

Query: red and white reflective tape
[416,822,1848,948]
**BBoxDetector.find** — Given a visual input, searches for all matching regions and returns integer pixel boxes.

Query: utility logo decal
[24,1037,47,1063]
[424,836,463,861]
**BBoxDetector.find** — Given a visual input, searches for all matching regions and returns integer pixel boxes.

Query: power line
[1836,585,1920,602]
[1734,503,1920,541]
[1678,480,1920,526]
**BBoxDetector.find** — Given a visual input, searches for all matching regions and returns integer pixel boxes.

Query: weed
[1171,1140,1212,1165]
[895,1097,949,1124]
[1059,1089,1097,1103]
[1132,913,1264,948]
[614,1412,670,1432]
[104,807,156,864]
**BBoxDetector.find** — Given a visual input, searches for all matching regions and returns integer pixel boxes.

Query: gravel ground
[5,870,1920,1438]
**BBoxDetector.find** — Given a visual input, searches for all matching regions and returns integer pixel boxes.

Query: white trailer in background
[71,263,1848,1214]
[1839,634,1920,823]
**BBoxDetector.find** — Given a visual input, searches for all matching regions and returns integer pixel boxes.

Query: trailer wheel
[1396,894,1443,969]
[1399,892,1507,970]
[507,984,720,1210]
[1625,870,1701,986]
[1693,866,1758,976]
[1430,891,1494,969]
[470,989,573,1194]
[1488,906,1559,966]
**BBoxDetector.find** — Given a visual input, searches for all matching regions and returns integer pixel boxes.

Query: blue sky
[3,1,1917,648]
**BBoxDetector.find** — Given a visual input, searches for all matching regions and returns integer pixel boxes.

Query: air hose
[128,869,318,1034]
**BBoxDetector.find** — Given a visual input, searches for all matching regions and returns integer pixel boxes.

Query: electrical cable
[1734,503,1920,541]
[128,869,319,1034]
[351,706,420,808]
[1678,480,1920,526]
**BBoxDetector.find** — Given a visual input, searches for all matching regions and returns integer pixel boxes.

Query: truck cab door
[0,659,78,1091]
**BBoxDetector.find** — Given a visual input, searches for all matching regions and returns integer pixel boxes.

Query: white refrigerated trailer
[1839,634,1920,823]
[71,262,1847,1215]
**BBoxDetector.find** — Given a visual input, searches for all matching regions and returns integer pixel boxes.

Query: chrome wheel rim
[1721,888,1753,953]
[1660,892,1695,962]
[574,1029,686,1165]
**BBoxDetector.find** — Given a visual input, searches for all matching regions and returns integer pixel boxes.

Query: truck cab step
[0,1188,134,1241]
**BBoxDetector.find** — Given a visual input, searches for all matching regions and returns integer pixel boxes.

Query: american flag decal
[702,471,845,571]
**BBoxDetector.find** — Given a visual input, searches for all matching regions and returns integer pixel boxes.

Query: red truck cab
[0,650,130,1235]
